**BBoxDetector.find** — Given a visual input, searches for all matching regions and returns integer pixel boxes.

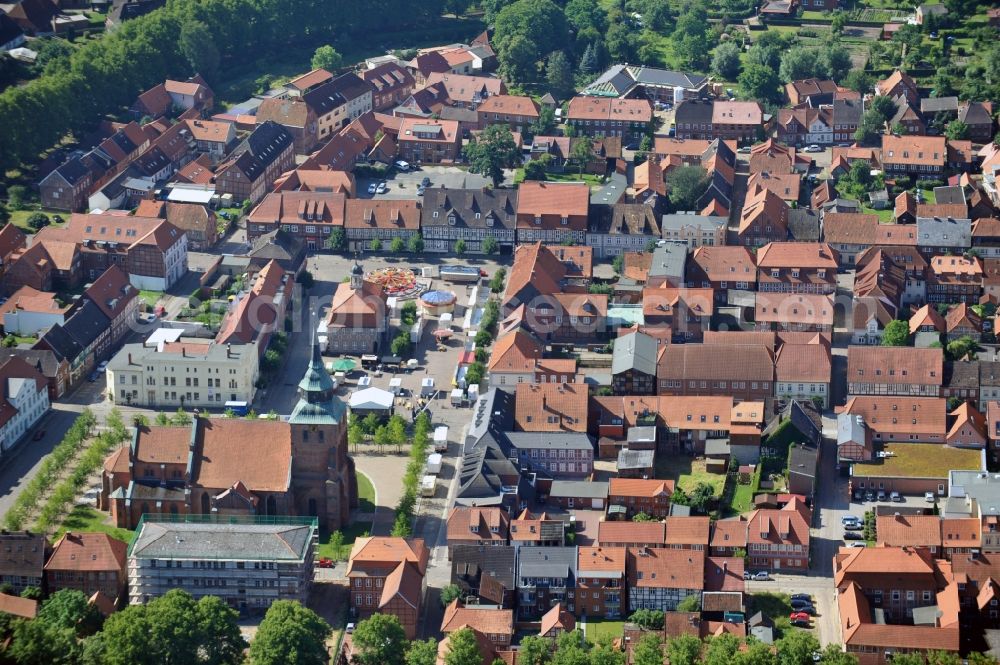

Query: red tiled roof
[45,532,126,573]
[514,383,588,432]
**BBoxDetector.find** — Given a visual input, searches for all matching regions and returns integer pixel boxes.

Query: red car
[317,558,334,568]
[789,612,811,623]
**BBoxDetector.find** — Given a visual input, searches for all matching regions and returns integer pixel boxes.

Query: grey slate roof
[617,448,655,470]
[506,432,595,451]
[130,520,314,561]
[933,185,966,206]
[647,241,687,282]
[451,544,516,591]
[518,546,576,579]
[612,331,658,377]
[549,480,609,498]
[917,215,971,248]
[920,97,959,114]
[838,412,866,445]
[421,187,518,230]
[944,360,979,392]
[788,209,821,242]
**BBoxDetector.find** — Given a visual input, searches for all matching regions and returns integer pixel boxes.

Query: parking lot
[357,165,515,200]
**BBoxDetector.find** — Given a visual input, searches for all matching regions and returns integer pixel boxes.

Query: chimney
[127,353,132,365]
[227,343,232,358]
[182,347,187,358]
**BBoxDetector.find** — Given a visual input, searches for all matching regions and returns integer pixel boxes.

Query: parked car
[790,594,812,603]
[376,182,388,194]
[395,160,410,171]
[97,361,108,372]
[844,522,863,531]
[317,558,333,568]
[804,144,823,153]
[843,531,864,540]
[847,542,866,548]
[789,612,811,622]
[842,515,861,525]
[925,492,937,503]
[795,605,816,616]
[421,176,431,186]
[890,491,902,502]
[346,622,356,634]
[738,146,752,153]
[865,490,875,501]
[367,183,378,195]
[877,491,887,501]
[752,571,770,581]
[416,185,426,195]
[791,598,813,610]
[791,618,812,628]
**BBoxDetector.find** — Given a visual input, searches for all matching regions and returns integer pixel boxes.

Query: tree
[703,634,741,665]
[545,51,575,100]
[444,627,484,665]
[493,0,567,83]
[362,413,381,434]
[391,332,411,357]
[665,165,709,211]
[387,415,407,447]
[465,361,486,386]
[712,41,742,81]
[844,69,874,95]
[518,636,552,665]
[675,594,700,612]
[589,638,624,665]
[454,238,466,255]
[311,45,343,71]
[820,43,852,82]
[351,613,407,665]
[0,202,9,225]
[882,319,910,347]
[390,237,405,253]
[482,236,500,255]
[945,120,969,140]
[604,17,638,63]
[155,412,169,426]
[490,268,506,292]
[530,108,557,141]
[854,110,884,145]
[579,42,599,75]
[406,640,440,665]
[869,94,897,124]
[738,62,781,103]
[37,589,102,635]
[612,255,624,274]
[571,138,593,176]
[632,511,654,522]
[830,12,848,36]
[170,408,192,426]
[26,212,49,230]
[776,630,820,665]
[779,46,821,83]
[348,423,365,449]
[249,600,329,665]
[886,656,925,665]
[817,644,858,665]
[440,583,463,606]
[408,234,424,253]
[464,124,520,187]
[179,20,220,81]
[947,335,979,361]
[629,609,665,630]
[321,226,344,251]
[665,635,702,665]
[297,270,314,289]
[369,238,383,252]
[632,634,664,665]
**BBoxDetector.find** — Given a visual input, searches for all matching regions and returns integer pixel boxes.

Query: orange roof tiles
[516,181,590,220]
[756,242,839,269]
[882,135,946,167]
[876,514,942,548]
[566,96,653,123]
[609,478,676,499]
[840,396,947,437]
[690,246,756,283]
[488,329,543,372]
[45,532,126,573]
[664,516,710,546]
[577,546,626,573]
[847,346,943,386]
[598,521,665,546]
[629,547,705,591]
[514,383,588,433]
[348,536,429,575]
[441,600,514,636]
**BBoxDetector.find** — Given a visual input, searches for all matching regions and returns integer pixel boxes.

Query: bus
[225,401,249,416]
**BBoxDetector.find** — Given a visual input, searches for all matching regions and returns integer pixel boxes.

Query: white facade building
[0,359,51,457]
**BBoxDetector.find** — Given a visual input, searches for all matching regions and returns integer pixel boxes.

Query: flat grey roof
[549,480,609,498]
[506,432,595,451]
[130,521,314,562]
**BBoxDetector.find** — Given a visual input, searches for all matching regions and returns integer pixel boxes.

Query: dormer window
[561,216,568,225]
[470,525,479,533]
[448,215,456,226]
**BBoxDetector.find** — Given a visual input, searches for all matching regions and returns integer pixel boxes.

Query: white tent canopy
[349,387,394,411]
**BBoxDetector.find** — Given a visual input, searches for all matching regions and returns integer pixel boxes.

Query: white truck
[433,426,449,453]
[420,475,436,497]
[426,453,443,475]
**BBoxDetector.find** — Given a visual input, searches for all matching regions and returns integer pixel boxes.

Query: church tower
[288,335,357,530]
[350,259,364,291]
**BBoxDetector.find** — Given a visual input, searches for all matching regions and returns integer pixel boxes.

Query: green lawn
[8,208,68,232]
[513,169,604,188]
[583,620,625,643]
[749,592,800,637]
[55,505,134,544]
[919,188,936,204]
[862,206,895,222]
[138,290,163,308]
[729,481,756,515]
[655,456,726,496]
[357,471,376,514]
[852,443,981,479]
[3,334,38,346]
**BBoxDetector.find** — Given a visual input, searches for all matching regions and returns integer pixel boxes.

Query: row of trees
[390,410,432,536]
[0,0,460,170]
[0,588,330,665]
